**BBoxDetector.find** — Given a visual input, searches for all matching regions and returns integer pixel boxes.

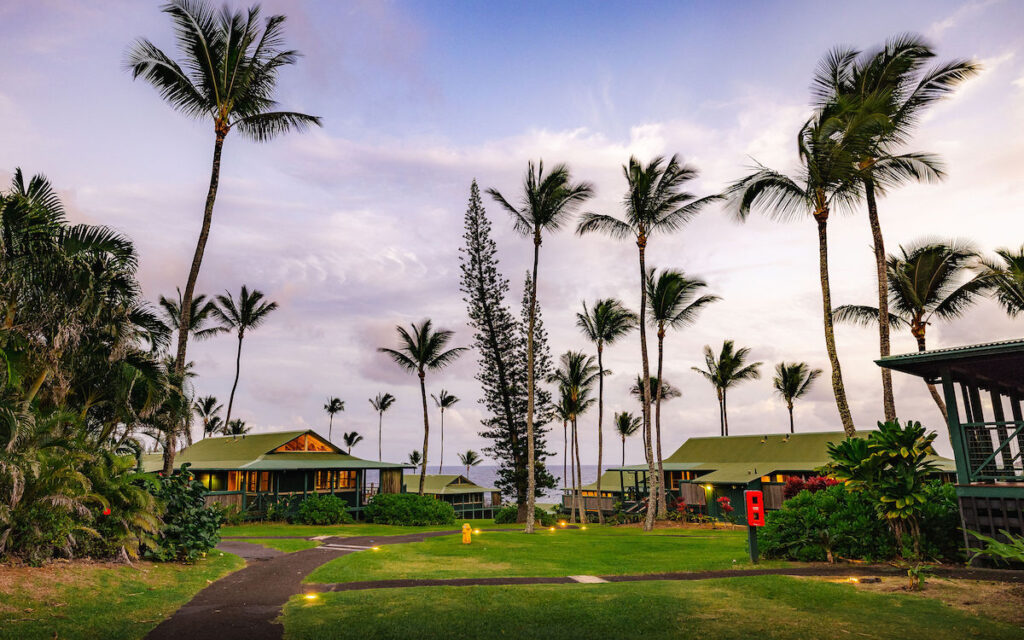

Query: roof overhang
[876,339,1024,395]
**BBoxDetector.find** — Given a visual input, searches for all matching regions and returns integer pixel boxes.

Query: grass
[307,526,772,583]
[220,519,507,539]
[283,575,1024,640]
[239,538,321,552]
[0,552,243,640]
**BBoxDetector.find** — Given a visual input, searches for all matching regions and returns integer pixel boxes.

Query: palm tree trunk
[329,414,334,442]
[418,370,429,496]
[570,418,578,523]
[524,232,541,534]
[865,179,896,422]
[165,132,225,475]
[574,416,584,525]
[815,215,856,436]
[637,237,657,532]
[438,408,444,473]
[716,391,724,437]
[915,332,948,421]
[621,435,626,467]
[788,403,795,434]
[595,344,606,524]
[224,332,243,426]
[563,420,568,490]
[377,412,383,461]
[655,329,667,517]
[722,389,729,437]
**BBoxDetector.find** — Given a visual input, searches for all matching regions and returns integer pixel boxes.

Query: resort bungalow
[561,470,638,514]
[609,431,956,519]
[141,430,411,515]
[405,474,502,518]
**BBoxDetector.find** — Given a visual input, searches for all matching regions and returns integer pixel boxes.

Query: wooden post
[942,373,971,485]
[748,526,759,564]
[990,390,1014,471]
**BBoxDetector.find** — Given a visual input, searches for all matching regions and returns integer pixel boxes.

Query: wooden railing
[962,420,1024,483]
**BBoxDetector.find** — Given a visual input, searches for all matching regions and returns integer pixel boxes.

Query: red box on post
[745,490,765,527]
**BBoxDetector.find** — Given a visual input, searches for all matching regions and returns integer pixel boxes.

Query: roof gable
[405,474,496,494]
[664,431,859,468]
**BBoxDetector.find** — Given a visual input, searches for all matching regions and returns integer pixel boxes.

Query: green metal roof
[404,474,497,495]
[609,462,705,472]
[876,339,1024,394]
[579,469,639,493]
[140,430,411,472]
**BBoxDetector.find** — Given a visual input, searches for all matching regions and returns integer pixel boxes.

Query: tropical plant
[293,494,353,525]
[548,351,599,523]
[145,464,224,563]
[977,246,1024,318]
[812,35,978,421]
[691,340,762,436]
[772,362,823,433]
[379,320,466,495]
[578,154,720,530]
[645,268,718,514]
[194,395,223,439]
[613,411,642,466]
[324,397,345,443]
[369,392,395,460]
[224,419,249,436]
[342,431,363,454]
[576,298,637,523]
[213,285,278,425]
[127,0,320,472]
[488,161,593,533]
[458,450,482,479]
[158,289,227,348]
[553,392,572,491]
[834,240,984,420]
[407,449,422,467]
[364,493,455,526]
[967,529,1024,566]
[431,389,459,473]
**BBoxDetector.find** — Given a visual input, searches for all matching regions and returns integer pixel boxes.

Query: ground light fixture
[549,527,556,532]
[473,529,481,534]
[558,520,567,528]
[371,546,381,551]
[304,593,317,601]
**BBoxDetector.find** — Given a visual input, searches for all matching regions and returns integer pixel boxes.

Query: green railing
[962,420,1024,482]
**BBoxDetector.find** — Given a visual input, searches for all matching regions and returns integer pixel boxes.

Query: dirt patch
[0,559,154,592]
[836,576,1024,627]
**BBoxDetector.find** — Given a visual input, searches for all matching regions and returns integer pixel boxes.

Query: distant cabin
[578,431,958,519]
[404,474,501,518]
[141,430,411,516]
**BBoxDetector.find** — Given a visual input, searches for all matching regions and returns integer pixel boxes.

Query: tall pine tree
[459,181,555,520]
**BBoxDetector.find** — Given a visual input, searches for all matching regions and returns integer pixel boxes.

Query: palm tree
[725,104,867,437]
[379,320,467,495]
[645,268,718,514]
[458,450,483,479]
[692,341,762,436]
[193,395,222,439]
[158,289,227,348]
[369,392,396,461]
[812,36,978,421]
[772,363,823,433]
[407,449,422,467]
[549,351,599,523]
[214,285,278,426]
[431,390,460,473]
[487,161,593,533]
[629,375,682,457]
[324,397,345,442]
[127,1,320,473]
[224,419,249,436]
[576,298,637,523]
[614,411,642,467]
[342,431,363,454]
[977,246,1024,318]
[835,241,985,420]
[578,154,720,531]
[553,392,573,492]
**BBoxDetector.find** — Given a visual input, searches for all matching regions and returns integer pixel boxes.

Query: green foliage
[145,465,223,563]
[293,494,354,525]
[494,504,556,527]
[363,493,455,526]
[78,451,163,561]
[968,529,1024,566]
[266,495,304,522]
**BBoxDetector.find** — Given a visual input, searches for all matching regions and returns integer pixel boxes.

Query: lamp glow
[473,529,481,534]
[371,546,381,551]
[304,593,317,600]
[580,525,587,530]
[549,527,555,532]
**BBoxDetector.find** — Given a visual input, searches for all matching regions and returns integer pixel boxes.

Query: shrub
[363,493,455,526]
[266,494,303,522]
[495,504,556,527]
[293,494,354,525]
[145,465,223,563]
[782,475,840,499]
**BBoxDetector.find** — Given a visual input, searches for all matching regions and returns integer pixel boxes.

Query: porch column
[942,372,971,485]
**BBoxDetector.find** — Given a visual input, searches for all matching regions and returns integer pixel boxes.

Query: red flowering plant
[716,496,736,524]
[783,475,841,500]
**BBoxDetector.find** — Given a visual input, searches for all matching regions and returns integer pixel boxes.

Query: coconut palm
[158,289,227,348]
[431,390,459,473]
[408,450,422,467]
[342,431,363,454]
[369,392,396,460]
[772,363,823,433]
[487,161,593,533]
[835,240,985,420]
[224,419,249,436]
[549,351,599,524]
[725,103,868,437]
[379,320,467,495]
[977,246,1024,318]
[576,298,637,523]
[645,268,718,514]
[692,341,762,437]
[323,397,345,442]
[458,450,482,480]
[629,375,682,455]
[553,392,573,491]
[578,154,720,530]
[812,36,978,421]
[194,395,222,439]
[127,1,320,472]
[214,285,279,425]
[614,411,642,467]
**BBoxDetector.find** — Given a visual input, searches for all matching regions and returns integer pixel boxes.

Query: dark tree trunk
[377,412,383,460]
[788,403,795,434]
[915,330,948,421]
[637,237,657,532]
[595,344,606,523]
[438,408,445,473]
[573,416,583,524]
[723,389,729,437]
[225,331,243,426]
[164,132,225,475]
[418,370,429,496]
[865,178,897,422]
[524,232,541,533]
[655,328,667,517]
[815,214,856,436]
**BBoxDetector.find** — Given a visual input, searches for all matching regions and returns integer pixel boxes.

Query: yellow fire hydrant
[462,523,472,544]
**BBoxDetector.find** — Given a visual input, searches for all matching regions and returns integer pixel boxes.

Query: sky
[1,0,1022,466]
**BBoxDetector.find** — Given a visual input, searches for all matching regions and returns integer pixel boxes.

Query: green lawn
[307,526,772,583]
[221,519,508,539]
[239,538,321,552]
[0,552,243,640]
[284,576,1024,640]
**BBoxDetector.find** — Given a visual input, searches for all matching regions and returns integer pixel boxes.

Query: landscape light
[304,593,317,600]
[371,546,381,551]
[580,526,587,530]
[473,529,481,534]
[549,527,556,532]
[558,520,567,528]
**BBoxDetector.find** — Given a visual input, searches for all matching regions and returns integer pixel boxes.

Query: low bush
[494,504,557,527]
[145,465,223,563]
[782,475,840,500]
[293,494,354,525]
[363,493,455,526]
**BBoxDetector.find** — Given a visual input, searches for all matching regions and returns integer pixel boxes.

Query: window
[274,433,334,453]
[245,471,270,493]
[198,472,227,492]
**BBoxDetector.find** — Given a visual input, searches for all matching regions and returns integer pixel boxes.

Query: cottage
[404,474,502,518]
[561,470,638,513]
[141,430,411,515]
